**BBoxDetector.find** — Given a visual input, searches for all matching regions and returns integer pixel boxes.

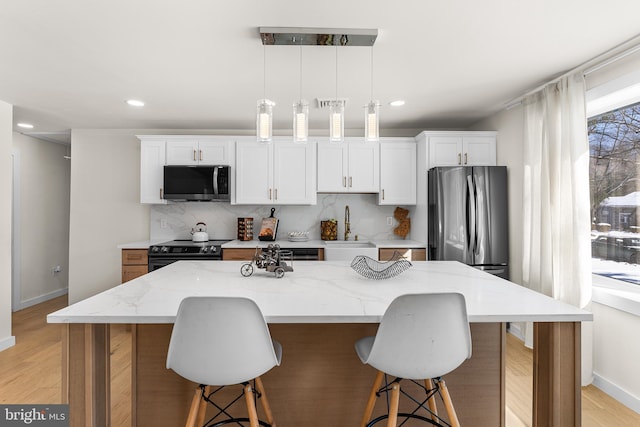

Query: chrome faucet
[344,205,351,241]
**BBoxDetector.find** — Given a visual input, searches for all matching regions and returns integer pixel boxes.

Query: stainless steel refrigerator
[428,166,509,279]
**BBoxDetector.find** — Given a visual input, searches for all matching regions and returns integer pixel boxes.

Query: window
[589,103,640,285]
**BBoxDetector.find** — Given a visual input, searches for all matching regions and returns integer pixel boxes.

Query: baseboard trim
[593,372,640,415]
[507,322,525,341]
[0,335,16,352]
[15,288,68,311]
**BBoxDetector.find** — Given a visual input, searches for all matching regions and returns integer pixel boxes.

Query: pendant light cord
[370,46,374,100]
[263,45,266,100]
[335,46,339,102]
[299,44,303,100]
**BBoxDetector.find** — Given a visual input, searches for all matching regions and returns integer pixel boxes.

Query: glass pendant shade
[329,100,344,142]
[257,99,274,143]
[293,100,309,142]
[365,101,380,142]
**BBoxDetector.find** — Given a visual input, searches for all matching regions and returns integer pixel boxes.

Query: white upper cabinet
[317,140,379,193]
[419,131,497,168]
[139,138,167,204]
[165,137,232,165]
[379,139,416,205]
[235,140,316,205]
[235,142,271,204]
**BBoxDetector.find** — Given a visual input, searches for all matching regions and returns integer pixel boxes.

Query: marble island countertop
[48,260,591,325]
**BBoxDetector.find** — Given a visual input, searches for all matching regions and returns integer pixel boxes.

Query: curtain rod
[504,32,640,110]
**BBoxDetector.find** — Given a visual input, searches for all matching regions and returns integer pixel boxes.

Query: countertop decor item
[259,208,279,241]
[393,207,410,239]
[321,219,338,240]
[240,244,293,278]
[350,251,412,280]
[237,217,254,241]
[287,231,309,242]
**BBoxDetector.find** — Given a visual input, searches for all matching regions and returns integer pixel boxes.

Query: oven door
[148,256,221,272]
[148,257,180,272]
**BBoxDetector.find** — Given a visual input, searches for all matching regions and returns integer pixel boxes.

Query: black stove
[148,239,231,271]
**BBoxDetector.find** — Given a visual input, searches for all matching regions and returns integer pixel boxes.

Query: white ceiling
[2,0,640,144]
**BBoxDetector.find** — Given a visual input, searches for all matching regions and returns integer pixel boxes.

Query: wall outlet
[53,265,62,273]
[160,218,168,229]
[386,217,393,226]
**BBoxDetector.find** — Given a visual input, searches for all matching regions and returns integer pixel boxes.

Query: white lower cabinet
[235,140,316,205]
[379,140,416,205]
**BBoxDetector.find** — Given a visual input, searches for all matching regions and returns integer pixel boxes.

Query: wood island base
[131,323,505,427]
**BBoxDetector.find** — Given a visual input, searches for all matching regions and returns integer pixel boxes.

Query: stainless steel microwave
[163,165,230,201]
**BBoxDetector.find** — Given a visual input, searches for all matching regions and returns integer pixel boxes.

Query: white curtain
[522,72,593,384]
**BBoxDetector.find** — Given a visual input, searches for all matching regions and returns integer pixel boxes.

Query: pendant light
[257,45,274,143]
[293,41,309,142]
[329,46,345,142]
[365,46,380,142]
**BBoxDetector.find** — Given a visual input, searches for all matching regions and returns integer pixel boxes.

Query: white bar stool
[166,296,282,427]
[355,293,472,427]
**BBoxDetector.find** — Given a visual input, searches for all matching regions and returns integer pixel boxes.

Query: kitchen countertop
[48,260,591,325]
[118,239,427,250]
[222,239,426,249]
[117,240,166,249]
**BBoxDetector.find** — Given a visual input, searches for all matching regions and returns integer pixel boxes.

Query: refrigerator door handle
[467,175,477,255]
[436,170,445,257]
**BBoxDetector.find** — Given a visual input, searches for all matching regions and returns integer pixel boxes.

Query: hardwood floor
[2,295,640,426]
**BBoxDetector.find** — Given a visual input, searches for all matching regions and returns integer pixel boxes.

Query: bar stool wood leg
[425,378,439,422]
[387,381,401,427]
[439,379,460,427]
[185,387,201,427]
[244,383,260,427]
[195,386,210,427]
[360,370,385,427]
[255,377,276,427]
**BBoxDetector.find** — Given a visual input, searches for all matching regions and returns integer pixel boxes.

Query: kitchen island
[48,260,591,427]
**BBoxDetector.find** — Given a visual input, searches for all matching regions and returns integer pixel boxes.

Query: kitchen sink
[323,241,378,261]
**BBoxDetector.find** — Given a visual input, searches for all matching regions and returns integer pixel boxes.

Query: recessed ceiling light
[389,100,405,107]
[17,123,34,129]
[126,99,145,107]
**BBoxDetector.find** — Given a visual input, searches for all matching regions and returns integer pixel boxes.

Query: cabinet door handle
[458,153,462,165]
[275,189,278,200]
[160,188,163,199]
[382,189,385,200]
[269,188,272,200]
[464,152,468,164]
[200,150,203,161]
[343,176,347,188]
[193,150,197,161]
[349,176,353,188]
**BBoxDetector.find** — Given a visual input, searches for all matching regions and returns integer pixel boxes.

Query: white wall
[68,130,150,303]
[470,106,524,286]
[12,133,70,308]
[0,101,14,351]
[592,301,640,412]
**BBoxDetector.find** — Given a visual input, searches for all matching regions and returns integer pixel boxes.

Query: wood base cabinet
[378,247,426,261]
[122,249,148,283]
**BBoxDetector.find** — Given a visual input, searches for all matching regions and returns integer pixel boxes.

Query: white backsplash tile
[150,194,411,242]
